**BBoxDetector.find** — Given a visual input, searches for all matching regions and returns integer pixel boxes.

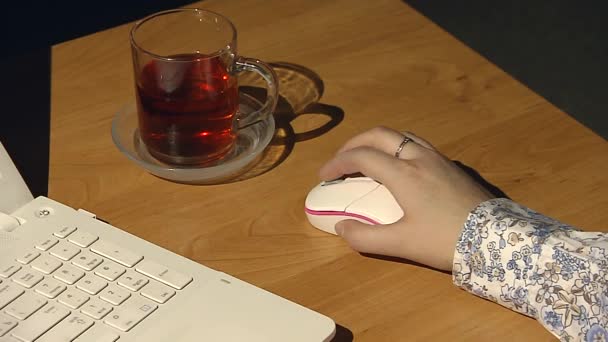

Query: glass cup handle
[234,57,279,128]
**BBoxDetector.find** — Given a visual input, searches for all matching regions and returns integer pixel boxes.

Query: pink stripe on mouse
[304,207,381,225]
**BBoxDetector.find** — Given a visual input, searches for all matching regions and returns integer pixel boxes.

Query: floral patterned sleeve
[453,198,608,341]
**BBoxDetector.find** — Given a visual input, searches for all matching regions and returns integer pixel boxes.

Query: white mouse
[304,177,404,235]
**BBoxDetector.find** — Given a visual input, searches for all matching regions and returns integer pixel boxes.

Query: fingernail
[335,222,345,236]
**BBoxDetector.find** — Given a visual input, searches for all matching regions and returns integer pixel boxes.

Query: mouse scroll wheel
[321,179,344,186]
[321,173,371,186]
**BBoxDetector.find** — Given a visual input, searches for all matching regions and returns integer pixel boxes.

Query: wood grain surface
[50,0,607,340]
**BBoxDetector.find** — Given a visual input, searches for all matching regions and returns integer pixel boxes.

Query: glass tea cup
[130,8,278,165]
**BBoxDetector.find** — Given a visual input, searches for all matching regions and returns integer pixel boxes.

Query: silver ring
[394,136,412,158]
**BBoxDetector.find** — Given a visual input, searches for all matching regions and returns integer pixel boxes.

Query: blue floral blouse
[453,198,607,341]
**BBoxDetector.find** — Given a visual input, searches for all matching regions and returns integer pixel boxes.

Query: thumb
[335,220,405,257]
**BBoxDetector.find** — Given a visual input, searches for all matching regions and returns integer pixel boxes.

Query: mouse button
[305,180,379,211]
[345,185,404,224]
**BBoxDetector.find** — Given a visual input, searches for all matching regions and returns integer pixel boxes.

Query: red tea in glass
[130,9,278,166]
[136,54,239,164]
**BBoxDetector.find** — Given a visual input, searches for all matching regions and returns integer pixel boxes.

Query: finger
[335,220,405,256]
[401,131,436,151]
[319,147,404,186]
[338,126,403,153]
[338,126,427,160]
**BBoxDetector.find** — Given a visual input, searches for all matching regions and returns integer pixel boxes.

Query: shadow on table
[453,160,510,199]
[332,324,354,342]
[227,62,344,182]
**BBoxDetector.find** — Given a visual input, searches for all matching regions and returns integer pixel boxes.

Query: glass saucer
[111,93,275,184]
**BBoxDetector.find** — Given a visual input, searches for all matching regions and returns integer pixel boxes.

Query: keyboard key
[75,274,107,295]
[36,313,94,342]
[54,265,85,285]
[0,265,21,279]
[30,255,63,275]
[4,292,47,320]
[11,269,44,289]
[94,261,125,281]
[54,226,77,238]
[99,285,130,306]
[135,260,193,290]
[72,251,103,271]
[10,304,69,342]
[34,278,67,299]
[140,280,176,304]
[49,241,81,261]
[0,335,21,342]
[80,298,112,320]
[0,283,24,310]
[117,270,149,292]
[90,240,143,267]
[16,251,40,265]
[67,231,98,248]
[73,323,119,342]
[35,237,59,251]
[103,295,157,332]
[0,313,18,337]
[57,288,90,309]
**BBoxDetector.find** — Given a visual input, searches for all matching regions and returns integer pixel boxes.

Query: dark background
[0,1,193,197]
[405,1,607,139]
[1,1,606,197]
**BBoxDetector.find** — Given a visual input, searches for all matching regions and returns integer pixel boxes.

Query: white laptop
[0,141,336,342]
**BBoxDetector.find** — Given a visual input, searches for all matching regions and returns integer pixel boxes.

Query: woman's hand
[319,127,493,271]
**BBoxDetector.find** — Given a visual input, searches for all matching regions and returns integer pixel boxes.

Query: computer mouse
[304,177,404,235]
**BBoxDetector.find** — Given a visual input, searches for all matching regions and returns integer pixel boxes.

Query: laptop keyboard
[0,226,192,341]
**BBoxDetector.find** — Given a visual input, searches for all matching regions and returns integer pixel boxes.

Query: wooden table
[50,0,608,340]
